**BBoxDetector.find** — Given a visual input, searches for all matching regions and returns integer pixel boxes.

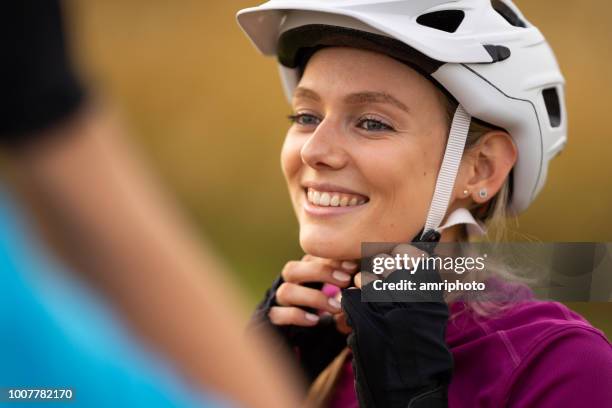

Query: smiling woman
[237,1,612,407]
[283,47,452,259]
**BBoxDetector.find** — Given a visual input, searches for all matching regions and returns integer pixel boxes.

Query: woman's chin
[299,231,361,261]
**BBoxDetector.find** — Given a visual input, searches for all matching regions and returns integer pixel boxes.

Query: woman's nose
[300,119,348,171]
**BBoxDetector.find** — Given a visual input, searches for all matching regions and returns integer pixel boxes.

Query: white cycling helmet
[237,0,567,236]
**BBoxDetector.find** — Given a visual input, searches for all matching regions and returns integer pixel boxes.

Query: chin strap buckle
[420,229,441,243]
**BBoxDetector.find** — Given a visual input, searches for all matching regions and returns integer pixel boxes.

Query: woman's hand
[341,243,452,408]
[269,255,358,327]
[352,243,430,289]
[250,255,358,383]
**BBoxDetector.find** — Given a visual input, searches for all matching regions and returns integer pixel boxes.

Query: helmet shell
[237,0,567,213]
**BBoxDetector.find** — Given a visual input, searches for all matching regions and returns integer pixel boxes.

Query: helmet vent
[542,87,561,127]
[416,10,465,33]
[491,0,527,28]
[483,44,511,62]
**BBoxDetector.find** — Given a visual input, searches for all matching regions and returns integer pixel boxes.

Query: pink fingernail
[332,270,351,282]
[342,261,358,270]
[328,298,341,310]
[305,313,320,322]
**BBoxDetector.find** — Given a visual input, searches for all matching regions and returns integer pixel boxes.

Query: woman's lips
[303,187,369,216]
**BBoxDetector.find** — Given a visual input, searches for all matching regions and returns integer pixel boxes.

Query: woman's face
[281,47,450,260]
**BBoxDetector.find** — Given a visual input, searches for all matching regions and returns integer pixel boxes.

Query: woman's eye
[288,113,321,127]
[357,118,394,132]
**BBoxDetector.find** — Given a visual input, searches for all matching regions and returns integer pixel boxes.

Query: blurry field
[67,1,612,334]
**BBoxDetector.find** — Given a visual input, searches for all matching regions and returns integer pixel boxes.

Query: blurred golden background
[66,1,612,331]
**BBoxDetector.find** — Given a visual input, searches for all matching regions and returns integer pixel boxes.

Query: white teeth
[320,192,331,206]
[306,188,367,207]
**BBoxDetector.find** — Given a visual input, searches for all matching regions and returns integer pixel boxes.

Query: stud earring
[463,189,469,196]
[479,188,488,199]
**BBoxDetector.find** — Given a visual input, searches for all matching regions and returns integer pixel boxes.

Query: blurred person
[237,0,612,407]
[0,1,304,407]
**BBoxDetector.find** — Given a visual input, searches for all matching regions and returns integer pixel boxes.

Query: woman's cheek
[359,152,431,240]
[280,133,303,181]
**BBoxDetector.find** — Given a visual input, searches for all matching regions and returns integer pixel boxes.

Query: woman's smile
[302,183,369,217]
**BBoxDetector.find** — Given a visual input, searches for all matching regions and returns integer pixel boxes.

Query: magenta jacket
[329,299,612,407]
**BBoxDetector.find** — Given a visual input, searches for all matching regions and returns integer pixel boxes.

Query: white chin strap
[421,105,473,239]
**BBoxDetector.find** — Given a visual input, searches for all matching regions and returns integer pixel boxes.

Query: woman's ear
[456,131,517,205]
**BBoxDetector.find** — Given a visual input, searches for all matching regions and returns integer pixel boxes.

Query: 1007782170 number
[2,388,74,401]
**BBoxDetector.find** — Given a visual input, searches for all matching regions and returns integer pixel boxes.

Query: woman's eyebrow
[293,87,321,102]
[345,91,409,113]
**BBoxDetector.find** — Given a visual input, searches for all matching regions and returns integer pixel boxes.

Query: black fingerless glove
[341,235,453,408]
[250,275,347,383]
[0,0,85,146]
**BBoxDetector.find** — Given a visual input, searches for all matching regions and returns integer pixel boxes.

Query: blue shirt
[0,189,229,407]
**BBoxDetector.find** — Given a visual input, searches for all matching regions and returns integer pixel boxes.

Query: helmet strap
[422,105,471,239]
